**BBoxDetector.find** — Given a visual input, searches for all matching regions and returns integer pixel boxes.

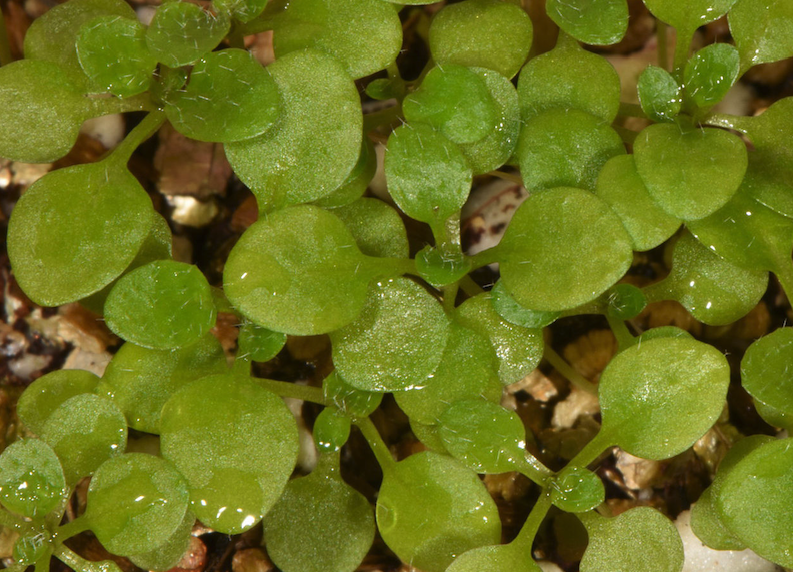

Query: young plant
[1,0,793,571]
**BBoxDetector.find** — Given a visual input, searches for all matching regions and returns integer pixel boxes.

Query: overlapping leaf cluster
[2,0,793,571]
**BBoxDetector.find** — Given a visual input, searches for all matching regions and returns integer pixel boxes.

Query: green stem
[355,416,396,471]
[672,26,694,81]
[566,429,614,470]
[363,103,403,133]
[54,545,113,572]
[511,491,553,552]
[543,346,598,395]
[55,516,90,543]
[656,21,669,71]
[227,24,245,49]
[605,315,635,351]
[487,170,524,185]
[0,6,12,67]
[515,453,554,488]
[618,102,648,120]
[105,110,167,168]
[251,378,326,405]
[459,275,485,297]
[371,256,416,278]
[442,282,459,313]
[468,247,500,271]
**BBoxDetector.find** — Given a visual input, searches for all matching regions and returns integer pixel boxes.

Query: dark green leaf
[637,65,681,122]
[546,0,628,45]
[145,1,230,68]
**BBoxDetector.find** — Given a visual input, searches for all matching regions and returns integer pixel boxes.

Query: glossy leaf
[446,543,541,572]
[580,508,684,572]
[146,1,230,68]
[729,0,793,67]
[715,437,793,567]
[403,64,497,145]
[429,0,533,79]
[455,293,544,385]
[225,49,362,211]
[517,108,625,193]
[224,205,380,336]
[322,371,383,420]
[128,510,195,572]
[86,453,189,556]
[0,60,92,162]
[165,49,280,143]
[394,324,501,425]
[105,260,216,350]
[213,0,267,22]
[263,457,374,572]
[497,187,633,312]
[17,369,100,436]
[238,323,287,363]
[76,16,157,98]
[330,277,451,392]
[160,374,299,534]
[546,0,628,45]
[7,162,154,306]
[329,198,409,259]
[41,394,127,485]
[550,467,604,513]
[598,337,730,460]
[313,409,352,453]
[595,155,681,251]
[605,284,648,320]
[634,123,747,220]
[0,440,66,519]
[376,451,501,572]
[490,281,561,329]
[384,123,472,224]
[415,246,471,288]
[643,0,738,34]
[268,0,402,79]
[637,65,681,122]
[97,334,228,434]
[517,35,621,123]
[741,327,793,416]
[684,43,740,110]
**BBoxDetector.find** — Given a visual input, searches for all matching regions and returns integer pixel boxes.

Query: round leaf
[104,260,217,350]
[684,43,740,110]
[546,0,628,45]
[223,205,379,336]
[225,49,362,211]
[145,1,230,68]
[598,337,730,460]
[634,123,747,220]
[643,0,738,34]
[637,65,681,123]
[128,510,195,572]
[741,327,793,416]
[165,49,280,143]
[729,0,793,67]
[446,543,541,572]
[0,440,66,519]
[17,369,100,436]
[313,409,352,453]
[213,0,267,22]
[497,187,633,312]
[490,281,561,329]
[429,0,533,79]
[330,277,451,392]
[7,162,154,306]
[312,137,377,209]
[237,323,287,363]
[384,123,472,224]
[329,197,409,259]
[550,467,605,513]
[517,108,625,193]
[323,371,383,420]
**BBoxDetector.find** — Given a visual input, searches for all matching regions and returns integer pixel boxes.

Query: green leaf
[237,323,287,363]
[595,155,681,251]
[438,400,530,474]
[403,64,498,145]
[330,277,451,392]
[446,543,542,572]
[312,138,377,208]
[517,108,625,193]
[97,334,228,434]
[0,60,93,162]
[644,232,768,325]
[128,510,195,572]
[41,394,127,485]
[225,49,362,211]
[322,371,383,420]
[7,162,155,306]
[145,1,230,68]
[328,198,409,259]
[17,369,100,436]
[546,0,628,45]
[0,440,66,519]
[458,67,521,175]
[637,65,681,122]
[598,337,730,459]
[455,293,543,385]
[429,0,533,79]
[313,409,352,453]
[490,281,561,328]
[263,457,375,572]
[267,0,402,79]
[517,35,621,123]
[86,453,189,556]
[550,467,604,513]
[580,508,684,572]
[213,0,267,22]
[104,260,216,349]
[729,0,793,68]
[165,49,280,143]
[23,0,137,83]
[605,284,647,320]
[741,327,793,416]
[634,123,747,220]
[384,123,472,225]
[684,43,740,110]
[223,205,381,336]
[643,0,738,34]
[76,16,157,98]
[160,374,299,534]
[415,246,471,288]
[376,451,501,572]
[496,187,633,312]
[394,324,501,425]
[715,437,793,567]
